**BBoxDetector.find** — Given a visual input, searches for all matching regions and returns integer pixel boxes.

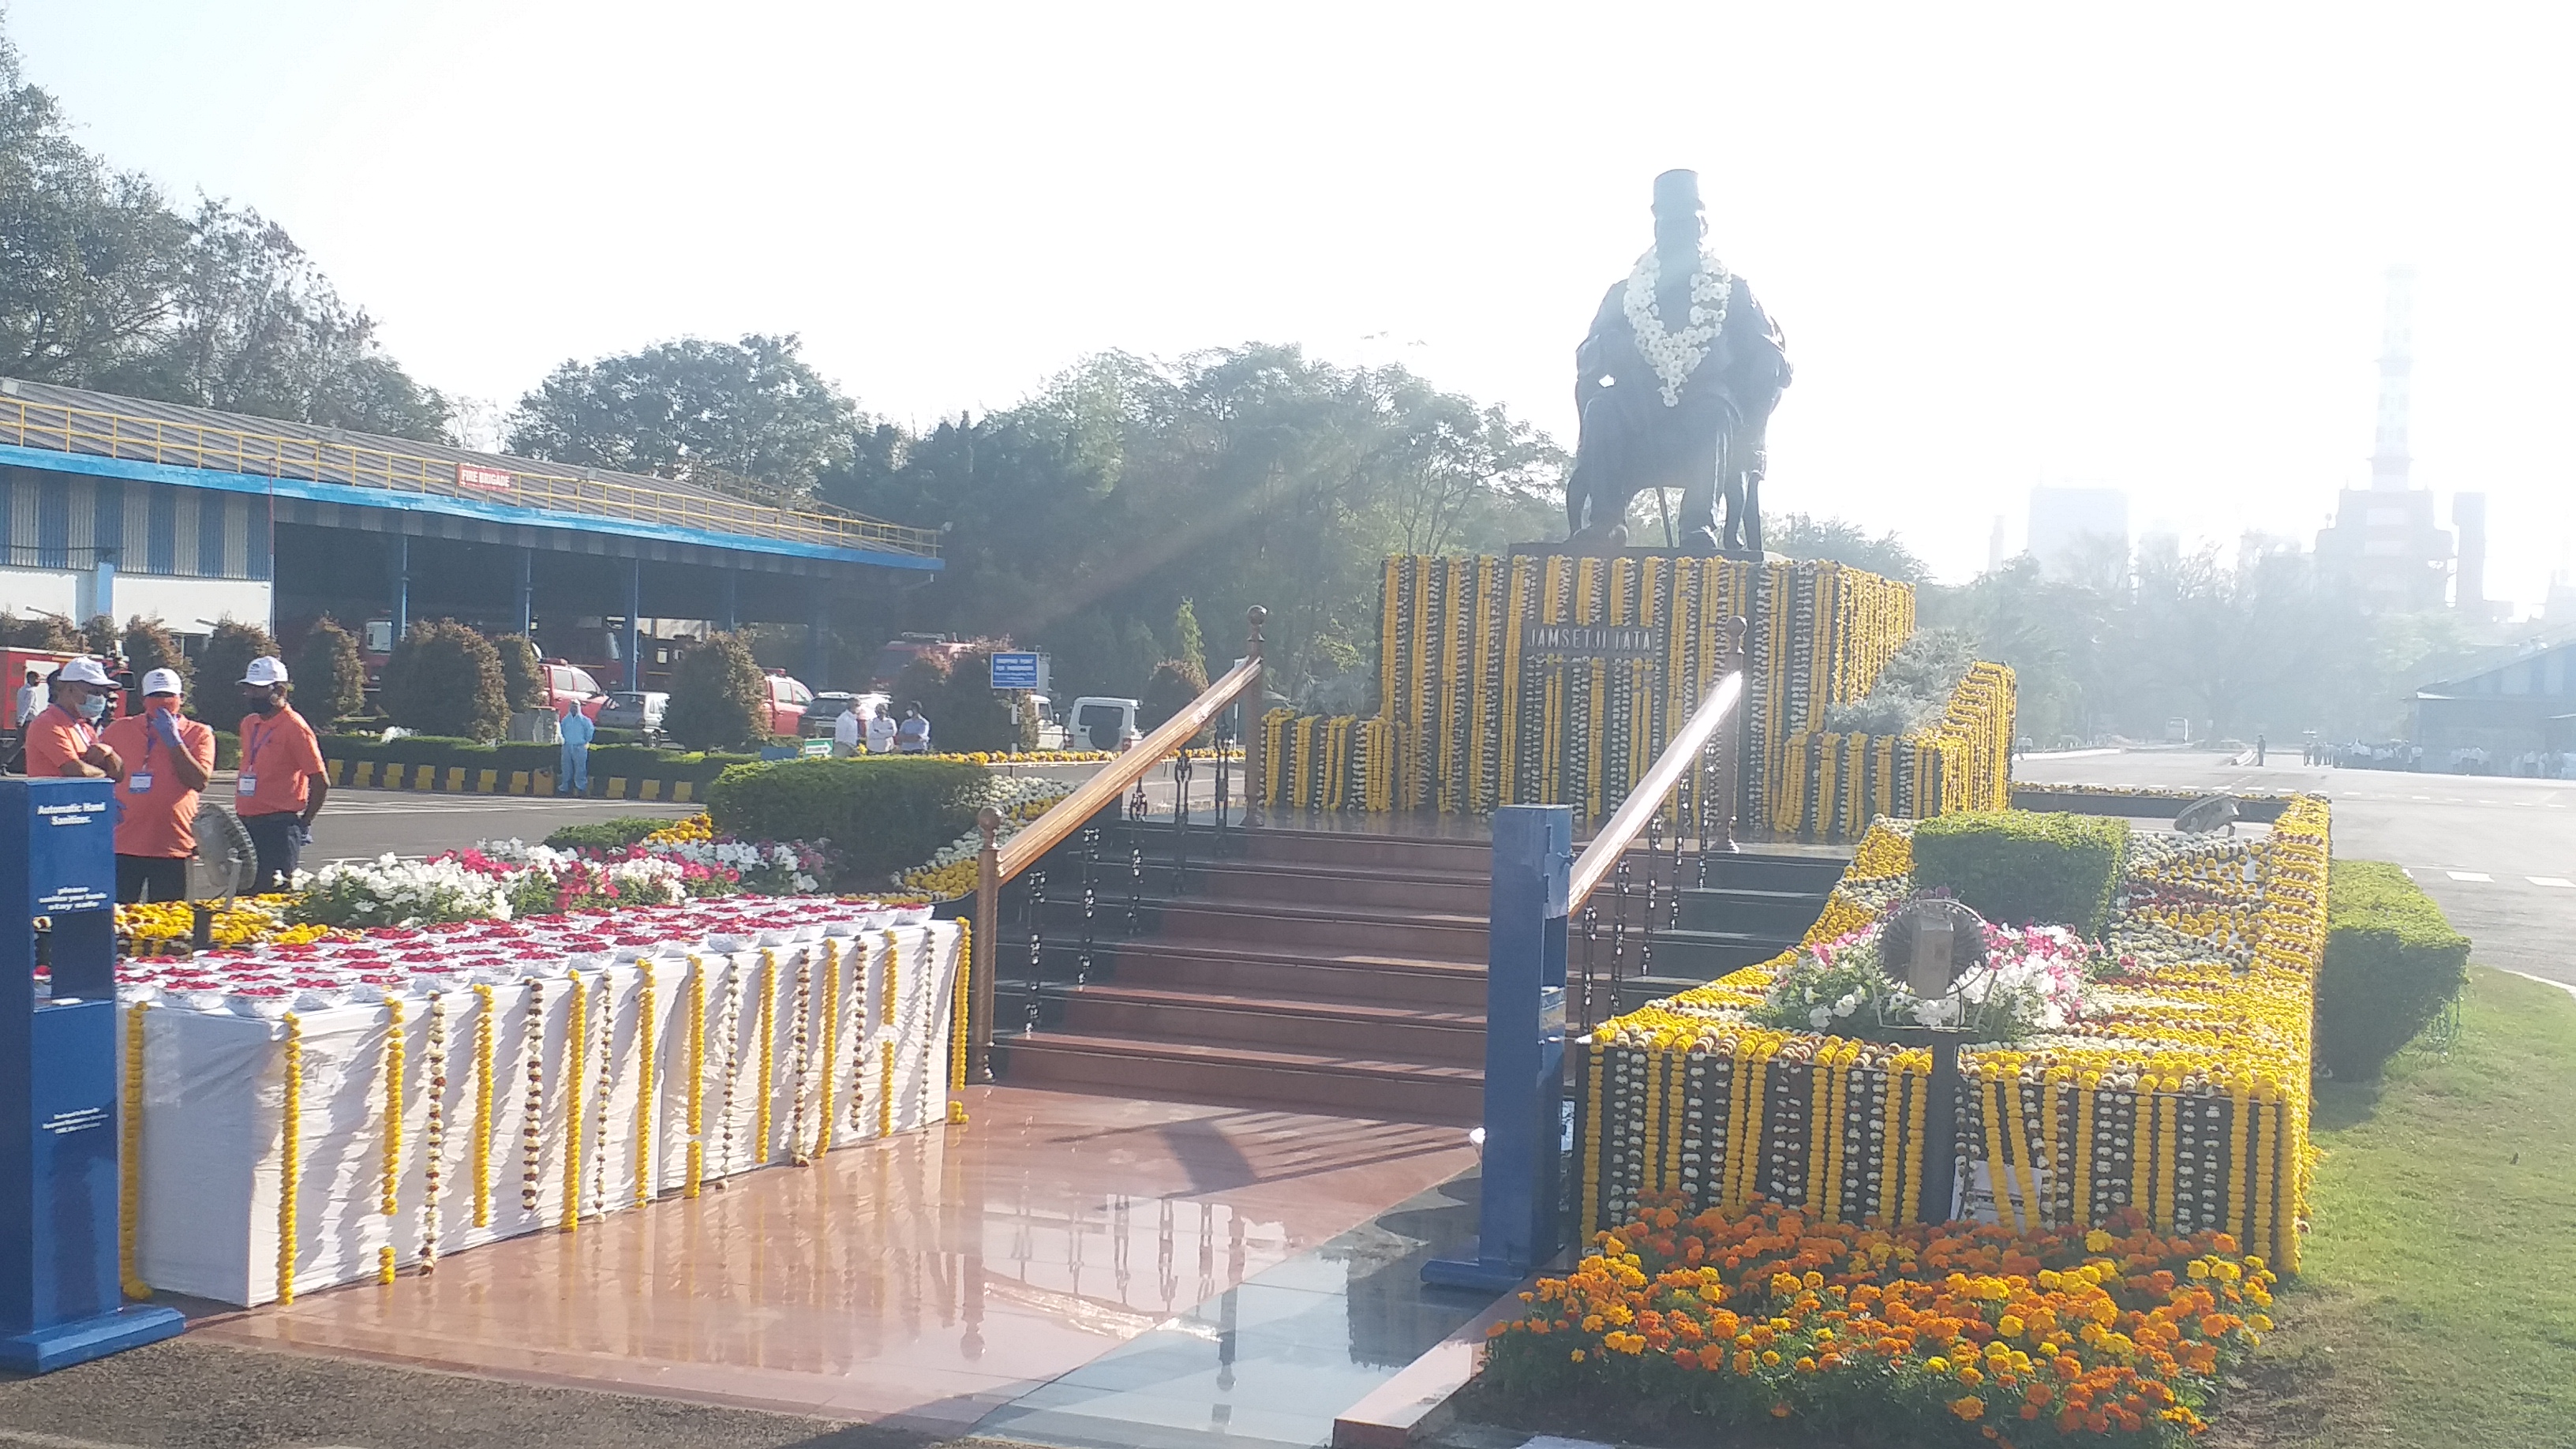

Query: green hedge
[542,816,673,851]
[2318,860,2471,1080]
[705,757,989,884]
[320,734,758,790]
[210,729,240,770]
[1911,810,2129,935]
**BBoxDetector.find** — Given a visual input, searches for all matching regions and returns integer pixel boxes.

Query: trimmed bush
[2317,859,2471,1080]
[542,816,673,850]
[705,757,988,884]
[1911,809,2129,935]
[0,612,79,650]
[1139,657,1210,742]
[493,633,545,712]
[382,620,509,741]
[121,616,191,696]
[195,619,279,733]
[319,733,756,789]
[590,726,647,747]
[942,645,1041,754]
[210,730,240,769]
[665,632,768,751]
[292,616,367,724]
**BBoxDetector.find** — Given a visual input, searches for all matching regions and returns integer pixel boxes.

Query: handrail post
[971,806,1002,1084]
[1712,616,1747,854]
[1239,605,1267,829]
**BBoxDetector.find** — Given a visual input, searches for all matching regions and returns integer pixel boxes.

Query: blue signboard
[989,652,1042,689]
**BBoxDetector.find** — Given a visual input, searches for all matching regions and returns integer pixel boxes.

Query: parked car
[596,691,668,741]
[762,671,815,737]
[800,691,893,740]
[1068,697,1140,752]
[544,661,608,721]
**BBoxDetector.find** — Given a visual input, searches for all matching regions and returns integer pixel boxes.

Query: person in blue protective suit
[557,698,595,795]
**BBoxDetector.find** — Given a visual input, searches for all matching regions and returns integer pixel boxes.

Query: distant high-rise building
[1986,515,2006,575]
[2317,265,2452,611]
[2027,487,2127,585]
[2453,492,2506,620]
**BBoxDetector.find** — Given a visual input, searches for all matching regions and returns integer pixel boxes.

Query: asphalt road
[301,790,696,863]
[2016,747,2576,986]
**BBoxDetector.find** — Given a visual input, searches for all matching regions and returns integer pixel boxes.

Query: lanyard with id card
[238,717,260,797]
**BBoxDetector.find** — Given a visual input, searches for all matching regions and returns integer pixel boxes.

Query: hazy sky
[14,2,2574,608]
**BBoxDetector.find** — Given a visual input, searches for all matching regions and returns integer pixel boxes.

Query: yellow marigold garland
[277,1012,302,1305]
[470,983,496,1228]
[633,962,656,1206]
[814,939,841,1162]
[420,992,447,1274]
[560,972,586,1231]
[878,928,900,1138]
[949,919,972,1095]
[378,998,405,1283]
[684,956,706,1198]
[752,949,777,1164]
[120,1002,150,1301]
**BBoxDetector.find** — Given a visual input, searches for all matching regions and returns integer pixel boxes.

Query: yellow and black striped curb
[324,758,702,801]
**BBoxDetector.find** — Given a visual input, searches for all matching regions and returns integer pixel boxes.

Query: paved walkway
[10,1088,1486,1447]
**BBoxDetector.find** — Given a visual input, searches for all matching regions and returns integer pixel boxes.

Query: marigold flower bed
[1483,1196,2275,1447]
[1578,796,2327,1274]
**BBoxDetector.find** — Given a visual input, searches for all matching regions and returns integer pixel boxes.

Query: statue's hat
[1653,169,1702,216]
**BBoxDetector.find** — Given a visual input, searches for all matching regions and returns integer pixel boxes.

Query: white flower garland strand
[520,980,545,1213]
[1623,245,1735,406]
[590,972,613,1218]
[717,957,743,1180]
[421,993,447,1273]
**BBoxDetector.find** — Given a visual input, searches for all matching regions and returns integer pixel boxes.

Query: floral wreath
[1621,245,1733,406]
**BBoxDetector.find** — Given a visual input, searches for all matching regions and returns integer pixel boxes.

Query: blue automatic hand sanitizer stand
[1423,805,1569,1293]
[0,778,184,1372]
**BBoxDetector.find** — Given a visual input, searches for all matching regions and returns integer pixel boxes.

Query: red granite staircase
[995,826,1494,1124]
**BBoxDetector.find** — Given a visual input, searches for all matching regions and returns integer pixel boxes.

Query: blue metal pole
[1423,804,1570,1292]
[514,547,534,638]
[388,533,409,640]
[623,556,642,693]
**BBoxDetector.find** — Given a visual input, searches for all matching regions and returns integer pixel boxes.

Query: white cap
[240,656,290,687]
[141,668,184,697]
[57,657,111,687]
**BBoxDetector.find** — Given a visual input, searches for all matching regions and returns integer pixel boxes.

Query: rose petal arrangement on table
[110,892,967,1309]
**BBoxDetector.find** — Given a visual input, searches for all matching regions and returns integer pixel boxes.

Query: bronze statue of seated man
[1565,169,1792,557]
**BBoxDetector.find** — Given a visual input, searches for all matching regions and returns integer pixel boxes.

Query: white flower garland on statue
[1622,246,1735,406]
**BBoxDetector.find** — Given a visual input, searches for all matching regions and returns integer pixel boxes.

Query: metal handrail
[1569,621,1747,911]
[966,606,1267,1079]
[0,395,943,556]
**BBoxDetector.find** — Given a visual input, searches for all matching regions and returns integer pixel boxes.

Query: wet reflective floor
[196,1087,1488,1440]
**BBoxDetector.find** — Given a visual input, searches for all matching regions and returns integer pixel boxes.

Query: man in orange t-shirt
[102,668,216,903]
[234,655,330,891]
[23,655,124,781]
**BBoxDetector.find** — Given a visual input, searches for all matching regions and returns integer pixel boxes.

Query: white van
[1068,697,1140,752]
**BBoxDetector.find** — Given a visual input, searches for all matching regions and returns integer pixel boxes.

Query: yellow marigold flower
[1957,1366,1983,1387]
[1759,1350,1782,1368]
[2085,1230,2114,1252]
[2249,1314,2273,1332]
[1997,1315,2025,1339]
[1924,1357,1950,1374]
[1569,1349,1585,1363]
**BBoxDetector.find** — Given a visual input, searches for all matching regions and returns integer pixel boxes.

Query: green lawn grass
[2211,967,2576,1448]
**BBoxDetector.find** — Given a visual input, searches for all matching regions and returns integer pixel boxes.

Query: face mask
[243,692,280,717]
[78,695,107,721]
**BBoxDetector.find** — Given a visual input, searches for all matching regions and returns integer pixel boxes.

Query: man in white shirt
[14,668,44,726]
[833,700,867,757]
[866,705,897,755]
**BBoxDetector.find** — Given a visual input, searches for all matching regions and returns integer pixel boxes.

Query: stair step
[1187,859,1493,912]
[1240,826,1496,874]
[1148,897,1488,958]
[1103,941,1487,1009]
[1059,986,1485,1064]
[998,1029,1485,1125]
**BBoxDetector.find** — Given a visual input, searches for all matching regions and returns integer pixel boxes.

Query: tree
[1138,657,1211,743]
[0,613,79,650]
[0,27,447,440]
[507,334,858,498]
[119,616,188,693]
[664,632,769,751]
[1171,599,1205,678]
[492,633,545,712]
[938,646,1039,753]
[380,620,507,740]
[79,613,116,656]
[292,616,366,725]
[891,653,955,738]
[193,618,277,732]
[1771,514,1930,583]
[0,32,185,385]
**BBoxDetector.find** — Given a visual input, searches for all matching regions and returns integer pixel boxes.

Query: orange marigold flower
[1950,1395,1986,1421]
